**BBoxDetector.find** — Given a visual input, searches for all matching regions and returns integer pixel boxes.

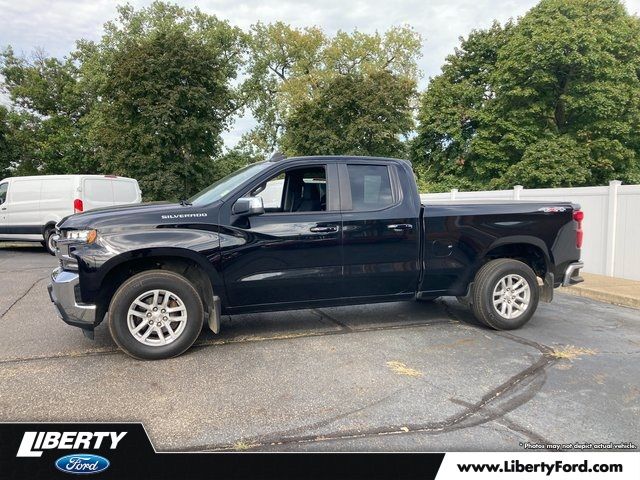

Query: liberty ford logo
[55,454,110,474]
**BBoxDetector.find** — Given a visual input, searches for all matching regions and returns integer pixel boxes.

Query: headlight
[65,229,98,244]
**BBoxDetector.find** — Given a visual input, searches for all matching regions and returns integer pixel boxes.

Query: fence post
[451,188,458,200]
[605,180,622,277]
[513,185,523,200]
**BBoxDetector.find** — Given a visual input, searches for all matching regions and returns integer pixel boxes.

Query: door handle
[387,224,413,232]
[0,207,5,211]
[310,226,338,233]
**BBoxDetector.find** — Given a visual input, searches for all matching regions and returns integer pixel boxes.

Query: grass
[232,440,257,451]
[549,345,597,361]
[386,361,424,377]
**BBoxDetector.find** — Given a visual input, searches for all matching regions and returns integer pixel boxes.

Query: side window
[0,183,7,204]
[347,165,394,211]
[250,166,327,213]
[254,173,285,209]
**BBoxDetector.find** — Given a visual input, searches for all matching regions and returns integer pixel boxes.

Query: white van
[0,175,142,254]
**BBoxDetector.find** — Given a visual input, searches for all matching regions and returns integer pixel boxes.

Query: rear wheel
[43,227,56,255]
[471,259,539,330]
[108,270,204,360]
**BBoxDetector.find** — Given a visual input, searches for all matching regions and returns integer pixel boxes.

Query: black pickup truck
[48,156,584,359]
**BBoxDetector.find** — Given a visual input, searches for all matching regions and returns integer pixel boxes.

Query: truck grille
[55,230,79,271]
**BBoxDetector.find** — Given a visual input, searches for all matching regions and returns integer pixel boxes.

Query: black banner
[0,423,445,479]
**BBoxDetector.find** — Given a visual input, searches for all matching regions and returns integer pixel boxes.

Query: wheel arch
[42,221,57,237]
[479,236,551,279]
[93,248,222,326]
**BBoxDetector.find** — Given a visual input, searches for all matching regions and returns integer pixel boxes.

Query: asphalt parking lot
[0,243,638,452]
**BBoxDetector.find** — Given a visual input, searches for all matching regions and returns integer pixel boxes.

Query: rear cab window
[345,164,395,211]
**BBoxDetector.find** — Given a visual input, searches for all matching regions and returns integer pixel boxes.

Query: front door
[339,162,421,298]
[221,162,343,309]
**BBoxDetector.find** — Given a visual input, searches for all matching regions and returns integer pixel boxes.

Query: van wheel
[43,227,56,255]
[108,270,204,360]
[471,259,539,330]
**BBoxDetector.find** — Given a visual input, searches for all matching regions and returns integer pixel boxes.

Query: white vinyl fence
[420,181,640,281]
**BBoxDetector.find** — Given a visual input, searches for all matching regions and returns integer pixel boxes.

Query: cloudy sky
[1,0,639,148]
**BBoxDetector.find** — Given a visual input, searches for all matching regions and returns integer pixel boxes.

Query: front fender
[76,228,224,304]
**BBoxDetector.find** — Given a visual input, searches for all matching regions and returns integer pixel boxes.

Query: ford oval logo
[55,454,110,475]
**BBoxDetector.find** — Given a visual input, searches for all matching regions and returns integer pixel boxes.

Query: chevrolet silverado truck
[48,156,584,360]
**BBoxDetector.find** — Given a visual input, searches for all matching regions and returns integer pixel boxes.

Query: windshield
[188,162,270,206]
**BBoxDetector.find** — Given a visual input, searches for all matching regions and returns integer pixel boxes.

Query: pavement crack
[450,398,554,449]
[191,348,557,452]
[249,386,411,443]
[311,308,353,331]
[0,276,48,319]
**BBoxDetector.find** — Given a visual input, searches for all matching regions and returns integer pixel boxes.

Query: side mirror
[232,196,264,216]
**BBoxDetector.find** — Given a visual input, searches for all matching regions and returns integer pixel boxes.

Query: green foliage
[0,106,14,176]
[412,22,512,190]
[498,137,592,188]
[281,71,415,157]
[79,2,246,200]
[3,0,640,196]
[245,23,422,154]
[414,0,640,190]
[1,47,95,175]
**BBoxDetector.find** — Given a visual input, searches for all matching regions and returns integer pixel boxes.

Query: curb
[559,286,640,310]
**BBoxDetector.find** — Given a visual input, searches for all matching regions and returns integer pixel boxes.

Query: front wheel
[108,270,204,360]
[471,259,539,330]
[43,227,56,255]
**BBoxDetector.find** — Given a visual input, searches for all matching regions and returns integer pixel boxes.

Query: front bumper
[562,261,584,286]
[48,267,97,329]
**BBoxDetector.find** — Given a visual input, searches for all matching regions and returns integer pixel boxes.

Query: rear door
[339,161,421,298]
[112,179,141,205]
[82,177,114,211]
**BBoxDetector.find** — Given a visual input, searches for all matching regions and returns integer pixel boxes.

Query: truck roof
[269,155,412,165]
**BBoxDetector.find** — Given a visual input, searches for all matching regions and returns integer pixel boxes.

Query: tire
[108,270,204,360]
[43,227,56,255]
[471,259,539,330]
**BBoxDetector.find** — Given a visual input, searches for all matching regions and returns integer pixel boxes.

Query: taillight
[573,210,584,248]
[73,198,84,213]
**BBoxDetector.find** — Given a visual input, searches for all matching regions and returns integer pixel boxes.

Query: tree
[414,0,640,190]
[281,71,415,157]
[245,23,422,154]
[79,2,246,200]
[0,47,94,174]
[411,22,512,191]
[0,106,13,176]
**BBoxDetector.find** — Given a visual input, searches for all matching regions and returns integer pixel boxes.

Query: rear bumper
[48,267,97,329]
[562,261,584,287]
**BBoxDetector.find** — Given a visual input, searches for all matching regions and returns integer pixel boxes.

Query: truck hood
[58,202,212,230]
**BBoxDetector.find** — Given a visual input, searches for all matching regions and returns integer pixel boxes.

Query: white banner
[437,452,640,479]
